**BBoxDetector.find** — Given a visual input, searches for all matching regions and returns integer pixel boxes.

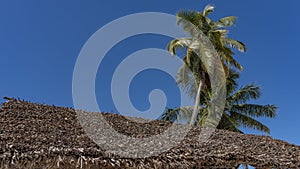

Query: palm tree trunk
[189,80,202,126]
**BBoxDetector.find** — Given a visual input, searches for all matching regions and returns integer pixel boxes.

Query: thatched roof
[0,98,299,169]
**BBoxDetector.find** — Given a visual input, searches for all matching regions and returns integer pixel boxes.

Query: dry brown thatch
[0,98,299,169]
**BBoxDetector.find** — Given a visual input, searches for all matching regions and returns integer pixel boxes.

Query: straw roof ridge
[0,97,299,169]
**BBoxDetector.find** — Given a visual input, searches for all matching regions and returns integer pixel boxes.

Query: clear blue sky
[1,0,299,146]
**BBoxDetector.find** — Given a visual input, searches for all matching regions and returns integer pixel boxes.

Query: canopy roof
[1,98,299,168]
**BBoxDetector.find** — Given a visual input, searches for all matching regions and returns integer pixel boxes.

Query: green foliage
[215,16,237,28]
[161,70,277,134]
[162,4,277,134]
[167,4,247,101]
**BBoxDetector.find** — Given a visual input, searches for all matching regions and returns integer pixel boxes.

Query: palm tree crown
[168,4,247,96]
[167,4,247,127]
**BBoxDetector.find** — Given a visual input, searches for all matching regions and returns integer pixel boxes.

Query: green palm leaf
[198,108,208,126]
[227,84,261,104]
[215,16,237,28]
[167,38,192,56]
[160,108,178,122]
[230,111,271,133]
[231,104,277,118]
[226,69,240,94]
[203,4,215,16]
[177,106,204,124]
[222,38,247,52]
[218,113,242,133]
[177,11,212,36]
[160,106,205,125]
[176,64,197,98]
[176,11,201,35]
[223,53,244,70]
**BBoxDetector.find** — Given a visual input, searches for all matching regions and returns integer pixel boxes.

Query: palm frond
[223,53,244,70]
[177,106,197,123]
[227,84,261,104]
[181,106,210,126]
[203,4,215,16]
[226,69,240,94]
[231,104,277,118]
[167,38,192,56]
[160,108,179,122]
[198,108,208,126]
[213,29,229,37]
[215,16,237,28]
[160,106,205,125]
[185,48,193,66]
[176,10,213,36]
[176,11,201,35]
[230,111,271,133]
[176,64,197,98]
[222,38,247,52]
[217,113,242,133]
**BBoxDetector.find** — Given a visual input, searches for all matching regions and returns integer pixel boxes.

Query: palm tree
[167,4,246,127]
[161,70,277,134]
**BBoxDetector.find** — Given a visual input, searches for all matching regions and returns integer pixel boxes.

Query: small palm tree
[161,70,277,134]
[167,4,246,127]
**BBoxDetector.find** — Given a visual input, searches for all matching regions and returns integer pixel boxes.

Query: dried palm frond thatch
[0,98,299,168]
